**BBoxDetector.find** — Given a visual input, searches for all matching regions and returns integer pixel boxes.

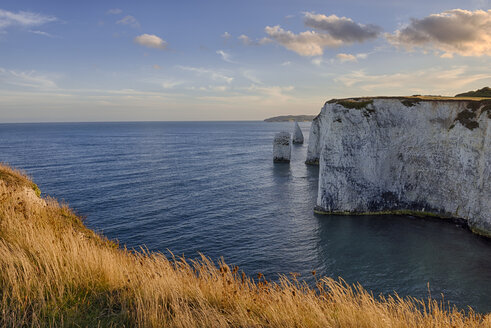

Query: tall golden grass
[0,163,489,327]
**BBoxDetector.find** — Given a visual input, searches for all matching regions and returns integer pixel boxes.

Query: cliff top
[327,95,490,104]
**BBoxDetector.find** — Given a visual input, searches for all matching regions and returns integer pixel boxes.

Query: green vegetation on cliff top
[455,87,491,98]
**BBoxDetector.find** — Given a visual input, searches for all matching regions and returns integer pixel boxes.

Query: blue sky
[0,0,490,122]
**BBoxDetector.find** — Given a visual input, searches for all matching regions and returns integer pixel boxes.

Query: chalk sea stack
[292,122,304,144]
[273,131,291,163]
[308,97,491,237]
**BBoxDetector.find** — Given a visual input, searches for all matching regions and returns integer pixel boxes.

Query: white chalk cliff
[273,131,292,162]
[308,97,491,237]
[293,122,304,144]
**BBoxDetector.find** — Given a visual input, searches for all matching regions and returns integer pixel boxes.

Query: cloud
[304,12,381,42]
[0,9,56,30]
[153,64,161,70]
[281,61,292,66]
[386,9,491,56]
[178,66,234,83]
[221,31,231,39]
[107,8,122,15]
[216,50,233,63]
[238,34,272,46]
[28,30,55,38]
[117,15,140,28]
[263,13,381,56]
[134,34,167,49]
[247,84,295,103]
[336,53,357,62]
[0,67,57,89]
[238,34,253,45]
[162,80,184,89]
[265,25,342,56]
[242,70,262,84]
[335,66,491,94]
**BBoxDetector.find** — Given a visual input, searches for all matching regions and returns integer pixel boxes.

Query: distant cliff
[264,115,316,122]
[308,97,491,237]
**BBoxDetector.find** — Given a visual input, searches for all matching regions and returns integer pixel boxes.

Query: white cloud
[222,31,231,39]
[238,34,252,45]
[28,30,55,38]
[178,66,234,84]
[216,50,233,63]
[0,67,57,89]
[117,15,140,28]
[311,57,326,66]
[107,8,122,15]
[386,9,491,57]
[281,61,292,66]
[238,34,271,46]
[134,34,167,49]
[247,84,295,103]
[336,53,357,62]
[162,80,184,89]
[242,70,262,84]
[0,9,56,30]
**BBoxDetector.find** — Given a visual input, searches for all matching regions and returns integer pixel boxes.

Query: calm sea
[1,121,490,312]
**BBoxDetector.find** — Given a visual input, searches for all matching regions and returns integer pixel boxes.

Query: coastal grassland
[0,163,490,327]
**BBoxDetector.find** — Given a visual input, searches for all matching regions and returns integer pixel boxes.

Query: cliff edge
[308,97,491,237]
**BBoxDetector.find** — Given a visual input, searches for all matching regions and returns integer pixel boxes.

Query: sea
[1,121,490,312]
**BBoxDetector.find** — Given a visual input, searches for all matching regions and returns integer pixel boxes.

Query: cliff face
[309,98,491,236]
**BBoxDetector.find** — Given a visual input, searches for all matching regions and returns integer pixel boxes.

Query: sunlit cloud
[304,12,381,42]
[221,31,231,39]
[264,13,381,56]
[265,25,342,56]
[386,9,491,57]
[134,34,167,49]
[238,34,271,46]
[336,53,357,62]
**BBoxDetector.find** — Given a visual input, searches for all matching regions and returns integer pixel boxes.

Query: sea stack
[292,122,304,144]
[273,132,291,163]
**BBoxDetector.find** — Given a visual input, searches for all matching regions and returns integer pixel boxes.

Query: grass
[331,99,374,110]
[0,163,490,327]
[455,87,491,98]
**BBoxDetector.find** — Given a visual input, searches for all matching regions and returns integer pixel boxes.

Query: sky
[0,0,490,122]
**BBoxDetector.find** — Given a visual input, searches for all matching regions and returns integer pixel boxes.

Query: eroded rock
[273,132,291,163]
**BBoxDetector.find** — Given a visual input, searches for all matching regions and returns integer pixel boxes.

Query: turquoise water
[1,121,490,312]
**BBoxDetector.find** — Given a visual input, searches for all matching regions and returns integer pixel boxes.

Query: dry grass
[0,163,490,327]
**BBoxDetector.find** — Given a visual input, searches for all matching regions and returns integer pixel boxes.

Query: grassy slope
[455,87,491,98]
[0,163,490,327]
